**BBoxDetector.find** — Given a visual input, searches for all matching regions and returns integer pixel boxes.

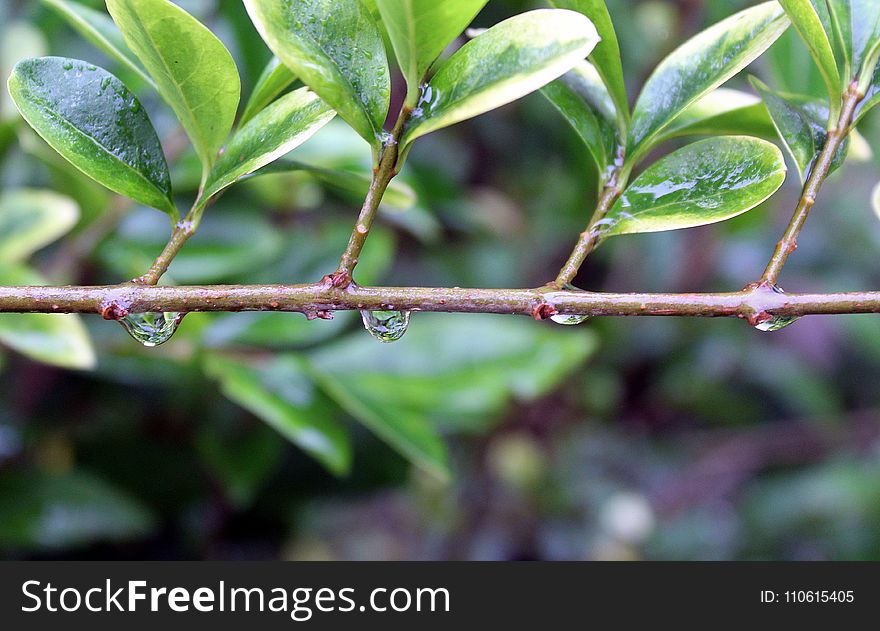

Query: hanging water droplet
[360,310,410,343]
[119,312,183,347]
[753,284,799,332]
[550,314,589,326]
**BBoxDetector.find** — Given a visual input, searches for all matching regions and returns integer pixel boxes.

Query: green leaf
[0,189,79,263]
[779,0,842,114]
[751,77,849,181]
[627,1,789,164]
[849,0,880,75]
[203,353,351,476]
[855,62,880,123]
[238,56,297,127]
[308,314,596,477]
[402,9,600,147]
[598,136,786,240]
[826,0,852,80]
[106,0,240,174]
[541,60,618,178]
[8,57,176,217]
[0,265,96,369]
[0,470,155,550]
[658,88,778,141]
[201,87,335,203]
[548,0,628,128]
[375,0,488,104]
[243,0,390,148]
[254,160,417,209]
[41,0,155,89]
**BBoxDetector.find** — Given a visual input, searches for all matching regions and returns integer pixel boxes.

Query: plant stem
[331,107,412,287]
[760,82,865,285]
[132,219,196,286]
[2,282,879,321]
[554,151,626,288]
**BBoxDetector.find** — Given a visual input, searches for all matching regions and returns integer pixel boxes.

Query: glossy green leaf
[41,0,155,88]
[106,0,240,173]
[8,57,176,217]
[243,0,390,148]
[0,190,79,263]
[548,0,628,128]
[0,265,96,370]
[376,0,487,104]
[541,60,618,178]
[0,470,155,550]
[826,0,853,80]
[628,1,789,163]
[658,89,778,141]
[308,314,596,477]
[203,353,351,476]
[751,78,850,181]
[238,56,297,127]
[599,136,786,240]
[254,160,417,209]
[201,87,335,202]
[402,9,599,147]
[779,0,841,112]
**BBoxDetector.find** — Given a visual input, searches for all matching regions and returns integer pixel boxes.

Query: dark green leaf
[0,189,79,263]
[628,1,789,164]
[201,87,335,202]
[243,0,390,149]
[203,353,351,476]
[548,0,628,128]
[8,57,176,217]
[238,56,297,127]
[402,9,600,147]
[41,0,155,88]
[599,136,787,240]
[376,0,488,104]
[0,470,155,550]
[106,0,241,174]
[0,265,95,369]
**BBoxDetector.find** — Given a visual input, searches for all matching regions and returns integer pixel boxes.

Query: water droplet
[360,310,410,343]
[753,284,799,332]
[119,312,183,347]
[550,314,589,326]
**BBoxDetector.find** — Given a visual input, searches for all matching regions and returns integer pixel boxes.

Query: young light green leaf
[243,0,390,148]
[8,57,176,217]
[203,353,351,476]
[238,56,297,127]
[598,136,786,240]
[779,0,841,116]
[0,189,79,263]
[548,0,629,128]
[106,0,240,174]
[41,0,155,88]
[0,265,96,370]
[628,1,789,164]
[376,0,487,105]
[657,89,778,142]
[541,61,618,180]
[402,9,600,147]
[201,88,335,203]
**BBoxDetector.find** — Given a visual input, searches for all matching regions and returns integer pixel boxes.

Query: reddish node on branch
[100,302,129,321]
[532,303,559,321]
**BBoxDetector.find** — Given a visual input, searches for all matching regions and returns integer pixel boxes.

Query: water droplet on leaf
[119,312,183,347]
[754,284,799,332]
[550,314,589,326]
[360,310,410,343]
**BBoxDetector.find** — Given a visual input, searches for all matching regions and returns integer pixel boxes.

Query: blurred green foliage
[0,0,879,560]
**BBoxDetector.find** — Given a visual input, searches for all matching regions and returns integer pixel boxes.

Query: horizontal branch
[0,282,879,322]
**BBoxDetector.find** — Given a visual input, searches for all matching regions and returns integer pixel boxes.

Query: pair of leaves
[206,315,597,480]
[543,1,789,179]
[245,0,600,155]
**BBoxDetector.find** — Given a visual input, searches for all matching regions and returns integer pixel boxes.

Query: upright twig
[760,82,865,286]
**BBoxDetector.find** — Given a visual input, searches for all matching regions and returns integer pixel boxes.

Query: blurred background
[1,0,879,561]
